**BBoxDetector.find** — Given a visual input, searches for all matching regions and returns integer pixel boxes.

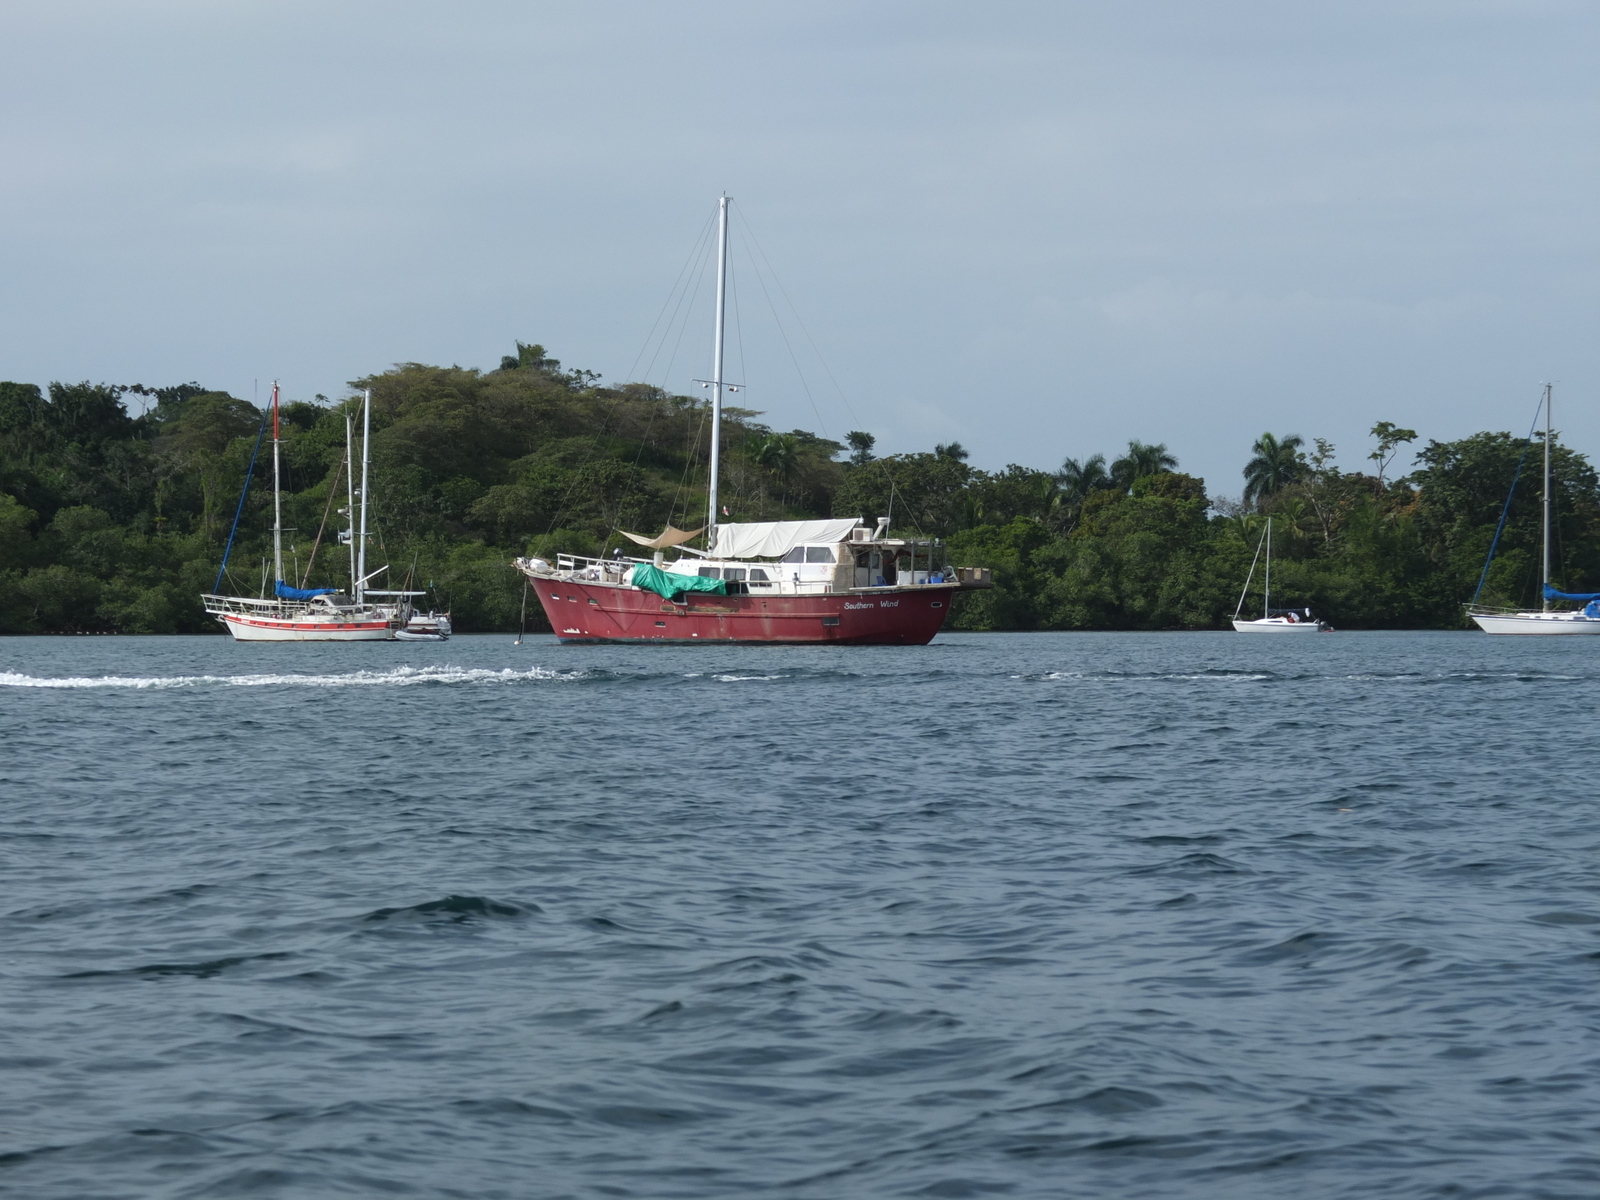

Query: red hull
[532,580,957,644]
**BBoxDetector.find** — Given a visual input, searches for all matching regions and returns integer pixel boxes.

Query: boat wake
[0,665,601,690]
[1030,669,1275,683]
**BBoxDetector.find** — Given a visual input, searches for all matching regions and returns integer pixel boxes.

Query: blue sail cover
[1544,584,1600,601]
[1541,584,1600,617]
[275,581,338,601]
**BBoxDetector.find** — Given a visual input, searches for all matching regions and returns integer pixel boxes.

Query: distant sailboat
[1468,385,1600,635]
[201,386,445,640]
[1231,517,1331,633]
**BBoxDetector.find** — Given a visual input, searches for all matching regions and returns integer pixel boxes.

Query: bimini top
[710,518,861,560]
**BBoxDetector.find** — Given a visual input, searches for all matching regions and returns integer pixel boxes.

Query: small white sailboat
[1231,517,1331,633]
[1469,385,1600,635]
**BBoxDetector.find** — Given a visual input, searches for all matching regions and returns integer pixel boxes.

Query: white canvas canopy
[620,525,705,551]
[710,518,861,559]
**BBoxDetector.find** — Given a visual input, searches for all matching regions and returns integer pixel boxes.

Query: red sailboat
[515,197,990,645]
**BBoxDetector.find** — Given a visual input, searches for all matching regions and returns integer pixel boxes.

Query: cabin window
[724,568,746,582]
[805,546,833,564]
[780,547,805,564]
[748,569,769,582]
[698,567,719,579]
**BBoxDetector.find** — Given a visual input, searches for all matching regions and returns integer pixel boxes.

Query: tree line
[1,343,1593,633]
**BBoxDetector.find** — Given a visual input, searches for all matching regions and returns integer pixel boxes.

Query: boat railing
[1464,601,1550,616]
[555,554,641,583]
[201,593,296,615]
[201,593,378,617]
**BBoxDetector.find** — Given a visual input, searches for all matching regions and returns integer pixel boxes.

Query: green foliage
[5,346,1598,634]
[845,430,876,466]
[834,453,973,535]
[1110,440,1178,491]
[1243,432,1307,507]
[1369,421,1418,486]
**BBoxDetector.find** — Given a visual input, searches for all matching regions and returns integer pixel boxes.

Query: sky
[0,0,1594,498]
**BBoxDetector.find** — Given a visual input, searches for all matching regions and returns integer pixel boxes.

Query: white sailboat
[202,386,400,641]
[1232,517,1331,633]
[1469,385,1600,635]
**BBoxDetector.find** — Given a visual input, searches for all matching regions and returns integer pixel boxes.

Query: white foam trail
[711,674,783,682]
[1033,671,1271,682]
[0,665,591,690]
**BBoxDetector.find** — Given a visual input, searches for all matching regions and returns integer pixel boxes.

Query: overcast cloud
[1,0,1594,494]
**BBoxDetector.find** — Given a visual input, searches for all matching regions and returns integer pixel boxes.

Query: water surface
[2,632,1598,1198]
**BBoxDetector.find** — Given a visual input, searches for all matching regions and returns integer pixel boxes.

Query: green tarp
[630,562,728,602]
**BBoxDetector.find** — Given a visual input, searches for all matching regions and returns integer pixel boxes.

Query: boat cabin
[519,518,976,599]
[675,539,950,593]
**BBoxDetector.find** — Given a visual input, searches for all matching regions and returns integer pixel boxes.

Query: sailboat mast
[1264,516,1272,618]
[270,381,283,589]
[357,388,371,604]
[707,195,729,553]
[344,411,357,593]
[1542,383,1553,611]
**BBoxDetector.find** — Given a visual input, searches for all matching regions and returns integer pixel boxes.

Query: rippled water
[3,631,1599,1199]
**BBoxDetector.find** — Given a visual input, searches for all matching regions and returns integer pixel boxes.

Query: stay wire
[594,210,721,548]
[660,228,715,396]
[730,258,749,409]
[733,207,912,533]
[213,402,272,593]
[734,220,829,438]
[1470,392,1547,607]
[734,209,859,430]
[636,210,718,386]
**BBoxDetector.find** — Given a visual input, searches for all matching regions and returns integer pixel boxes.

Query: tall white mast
[707,195,729,553]
[344,411,357,593]
[1263,516,1272,618]
[357,388,371,604]
[270,381,283,589]
[1542,383,1552,611]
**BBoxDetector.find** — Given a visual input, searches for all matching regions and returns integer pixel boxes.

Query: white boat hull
[220,614,396,641]
[1471,611,1600,635]
[1232,618,1330,633]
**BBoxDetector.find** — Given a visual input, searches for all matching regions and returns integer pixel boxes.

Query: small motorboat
[394,611,452,641]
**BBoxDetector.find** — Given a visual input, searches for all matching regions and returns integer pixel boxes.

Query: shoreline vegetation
[2,343,1595,635]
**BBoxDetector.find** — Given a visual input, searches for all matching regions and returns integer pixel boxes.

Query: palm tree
[934,441,969,462]
[1110,440,1178,491]
[751,433,800,484]
[1057,453,1112,501]
[1242,432,1307,507]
